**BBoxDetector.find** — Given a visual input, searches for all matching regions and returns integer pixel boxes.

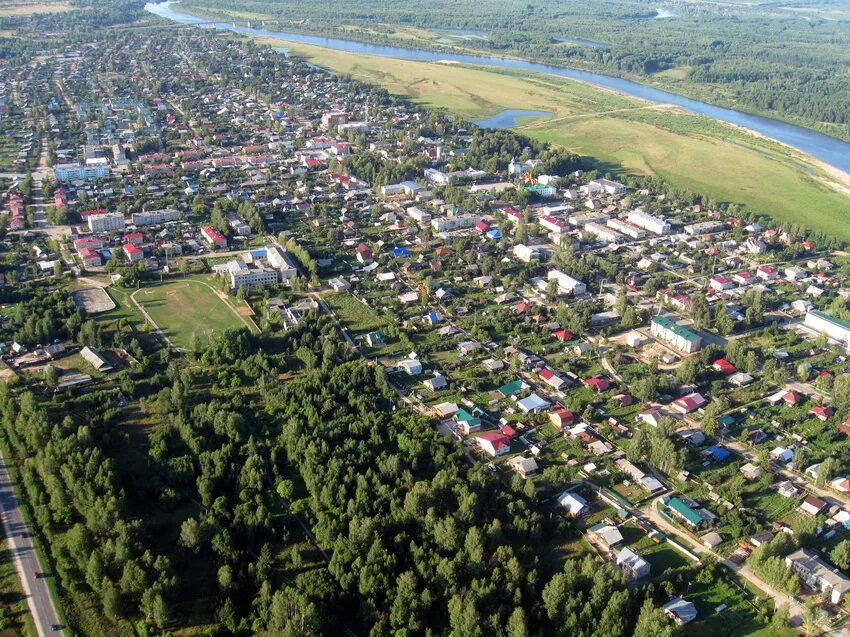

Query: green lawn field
[268,39,850,240]
[132,280,249,350]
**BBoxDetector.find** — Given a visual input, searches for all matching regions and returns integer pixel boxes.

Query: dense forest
[179,0,850,140]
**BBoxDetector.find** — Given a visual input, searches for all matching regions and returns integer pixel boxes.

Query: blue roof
[486,229,502,240]
[707,446,731,461]
[392,246,411,257]
[427,311,442,322]
[250,249,267,258]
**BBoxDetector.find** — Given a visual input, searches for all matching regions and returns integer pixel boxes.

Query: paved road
[0,452,64,636]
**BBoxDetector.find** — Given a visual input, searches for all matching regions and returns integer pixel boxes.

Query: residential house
[670,393,707,415]
[615,547,650,580]
[476,432,511,457]
[661,598,697,626]
[557,491,588,517]
[799,495,827,516]
[740,462,764,481]
[507,456,539,479]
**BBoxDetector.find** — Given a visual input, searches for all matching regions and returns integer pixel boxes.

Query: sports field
[269,39,850,240]
[132,280,249,350]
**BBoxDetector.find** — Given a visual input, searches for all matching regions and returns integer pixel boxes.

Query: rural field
[132,279,251,350]
[268,39,850,239]
[0,1,71,16]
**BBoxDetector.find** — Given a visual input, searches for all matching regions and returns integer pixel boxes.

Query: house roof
[498,380,524,396]
[476,432,510,449]
[661,598,697,625]
[667,497,702,525]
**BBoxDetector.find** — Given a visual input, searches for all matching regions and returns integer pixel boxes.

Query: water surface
[475,109,552,129]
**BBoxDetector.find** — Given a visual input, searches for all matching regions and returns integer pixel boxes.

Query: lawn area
[685,574,794,637]
[641,541,693,573]
[326,292,391,334]
[132,280,249,350]
[273,39,850,240]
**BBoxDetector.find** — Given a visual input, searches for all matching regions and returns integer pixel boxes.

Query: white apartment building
[513,244,541,263]
[627,210,670,235]
[131,208,179,226]
[431,214,479,233]
[88,212,125,233]
[584,221,624,244]
[606,218,646,240]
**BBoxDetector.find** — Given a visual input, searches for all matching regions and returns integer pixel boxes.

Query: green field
[268,39,850,240]
[132,280,249,350]
[326,292,390,334]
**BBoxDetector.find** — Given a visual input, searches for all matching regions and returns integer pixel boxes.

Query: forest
[179,0,850,140]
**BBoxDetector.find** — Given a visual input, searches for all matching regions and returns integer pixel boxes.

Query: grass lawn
[327,292,391,334]
[271,39,850,240]
[132,280,248,350]
[686,574,794,637]
[641,541,693,573]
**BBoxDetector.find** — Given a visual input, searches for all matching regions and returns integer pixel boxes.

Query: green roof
[652,315,700,343]
[667,497,702,526]
[810,310,850,333]
[498,380,524,396]
[455,408,481,426]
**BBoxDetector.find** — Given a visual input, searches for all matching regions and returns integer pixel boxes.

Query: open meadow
[269,39,850,239]
[0,1,71,16]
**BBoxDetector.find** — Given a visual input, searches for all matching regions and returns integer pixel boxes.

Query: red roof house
[809,406,834,422]
[713,359,737,375]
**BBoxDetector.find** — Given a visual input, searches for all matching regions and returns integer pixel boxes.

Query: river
[145,2,850,175]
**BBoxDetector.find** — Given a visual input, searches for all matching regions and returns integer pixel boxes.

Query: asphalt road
[0,452,64,636]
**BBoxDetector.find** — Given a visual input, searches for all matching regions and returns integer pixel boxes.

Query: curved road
[0,452,64,636]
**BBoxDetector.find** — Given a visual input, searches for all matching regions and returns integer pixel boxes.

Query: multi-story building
[651,315,702,353]
[88,212,125,233]
[430,214,479,233]
[540,215,568,234]
[606,218,646,240]
[123,243,144,261]
[78,248,101,268]
[627,210,670,235]
[785,548,850,604]
[264,245,299,281]
[131,208,179,226]
[547,269,586,296]
[201,226,227,249]
[584,221,624,244]
[227,260,279,289]
[54,162,111,181]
